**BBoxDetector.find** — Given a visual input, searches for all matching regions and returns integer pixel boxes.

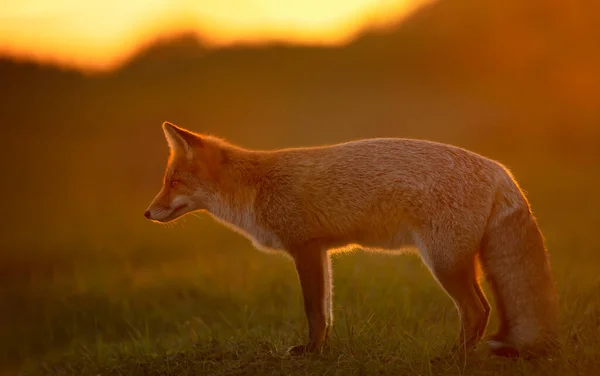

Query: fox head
[144,122,225,223]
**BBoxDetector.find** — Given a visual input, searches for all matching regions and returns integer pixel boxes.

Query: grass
[3,162,600,376]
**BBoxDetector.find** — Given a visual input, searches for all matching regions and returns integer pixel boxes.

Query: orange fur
[145,121,558,358]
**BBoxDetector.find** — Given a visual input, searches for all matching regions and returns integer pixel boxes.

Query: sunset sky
[0,0,431,71]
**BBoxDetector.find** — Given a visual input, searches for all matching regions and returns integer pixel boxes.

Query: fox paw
[486,340,520,358]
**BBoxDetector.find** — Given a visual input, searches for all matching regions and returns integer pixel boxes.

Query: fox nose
[144,210,151,219]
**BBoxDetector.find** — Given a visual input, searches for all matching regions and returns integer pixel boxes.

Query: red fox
[145,121,558,358]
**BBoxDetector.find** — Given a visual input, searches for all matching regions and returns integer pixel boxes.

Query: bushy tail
[479,169,558,357]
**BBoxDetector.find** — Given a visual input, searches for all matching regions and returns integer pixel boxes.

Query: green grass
[3,164,600,376]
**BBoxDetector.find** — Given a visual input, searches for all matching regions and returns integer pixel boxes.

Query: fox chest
[209,210,284,252]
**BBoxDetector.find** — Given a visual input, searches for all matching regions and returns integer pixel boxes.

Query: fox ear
[162,121,201,158]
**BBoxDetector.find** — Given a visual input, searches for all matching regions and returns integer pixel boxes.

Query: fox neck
[203,146,264,236]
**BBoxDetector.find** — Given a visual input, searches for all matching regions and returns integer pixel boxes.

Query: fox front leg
[288,247,330,355]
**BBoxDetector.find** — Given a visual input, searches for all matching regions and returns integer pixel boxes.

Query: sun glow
[0,0,432,71]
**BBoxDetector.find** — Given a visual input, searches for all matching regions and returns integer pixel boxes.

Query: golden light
[0,0,432,71]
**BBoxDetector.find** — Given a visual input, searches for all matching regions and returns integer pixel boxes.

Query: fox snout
[144,193,196,223]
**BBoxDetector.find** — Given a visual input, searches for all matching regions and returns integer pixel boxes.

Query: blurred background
[1,0,599,373]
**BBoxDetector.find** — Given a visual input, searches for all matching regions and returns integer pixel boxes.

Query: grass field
[2,156,599,376]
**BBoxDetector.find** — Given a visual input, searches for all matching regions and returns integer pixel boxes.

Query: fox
[144,121,559,358]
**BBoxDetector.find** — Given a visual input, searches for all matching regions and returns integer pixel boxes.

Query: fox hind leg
[423,248,489,354]
[473,276,491,339]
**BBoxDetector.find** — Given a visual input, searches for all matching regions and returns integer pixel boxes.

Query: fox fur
[145,121,559,358]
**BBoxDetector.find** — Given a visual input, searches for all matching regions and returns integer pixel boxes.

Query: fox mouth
[153,203,190,223]
[172,203,189,215]
[168,203,190,220]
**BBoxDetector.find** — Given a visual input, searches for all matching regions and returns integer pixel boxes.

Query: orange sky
[0,0,432,71]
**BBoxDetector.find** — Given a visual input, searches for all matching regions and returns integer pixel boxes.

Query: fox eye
[170,180,179,188]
